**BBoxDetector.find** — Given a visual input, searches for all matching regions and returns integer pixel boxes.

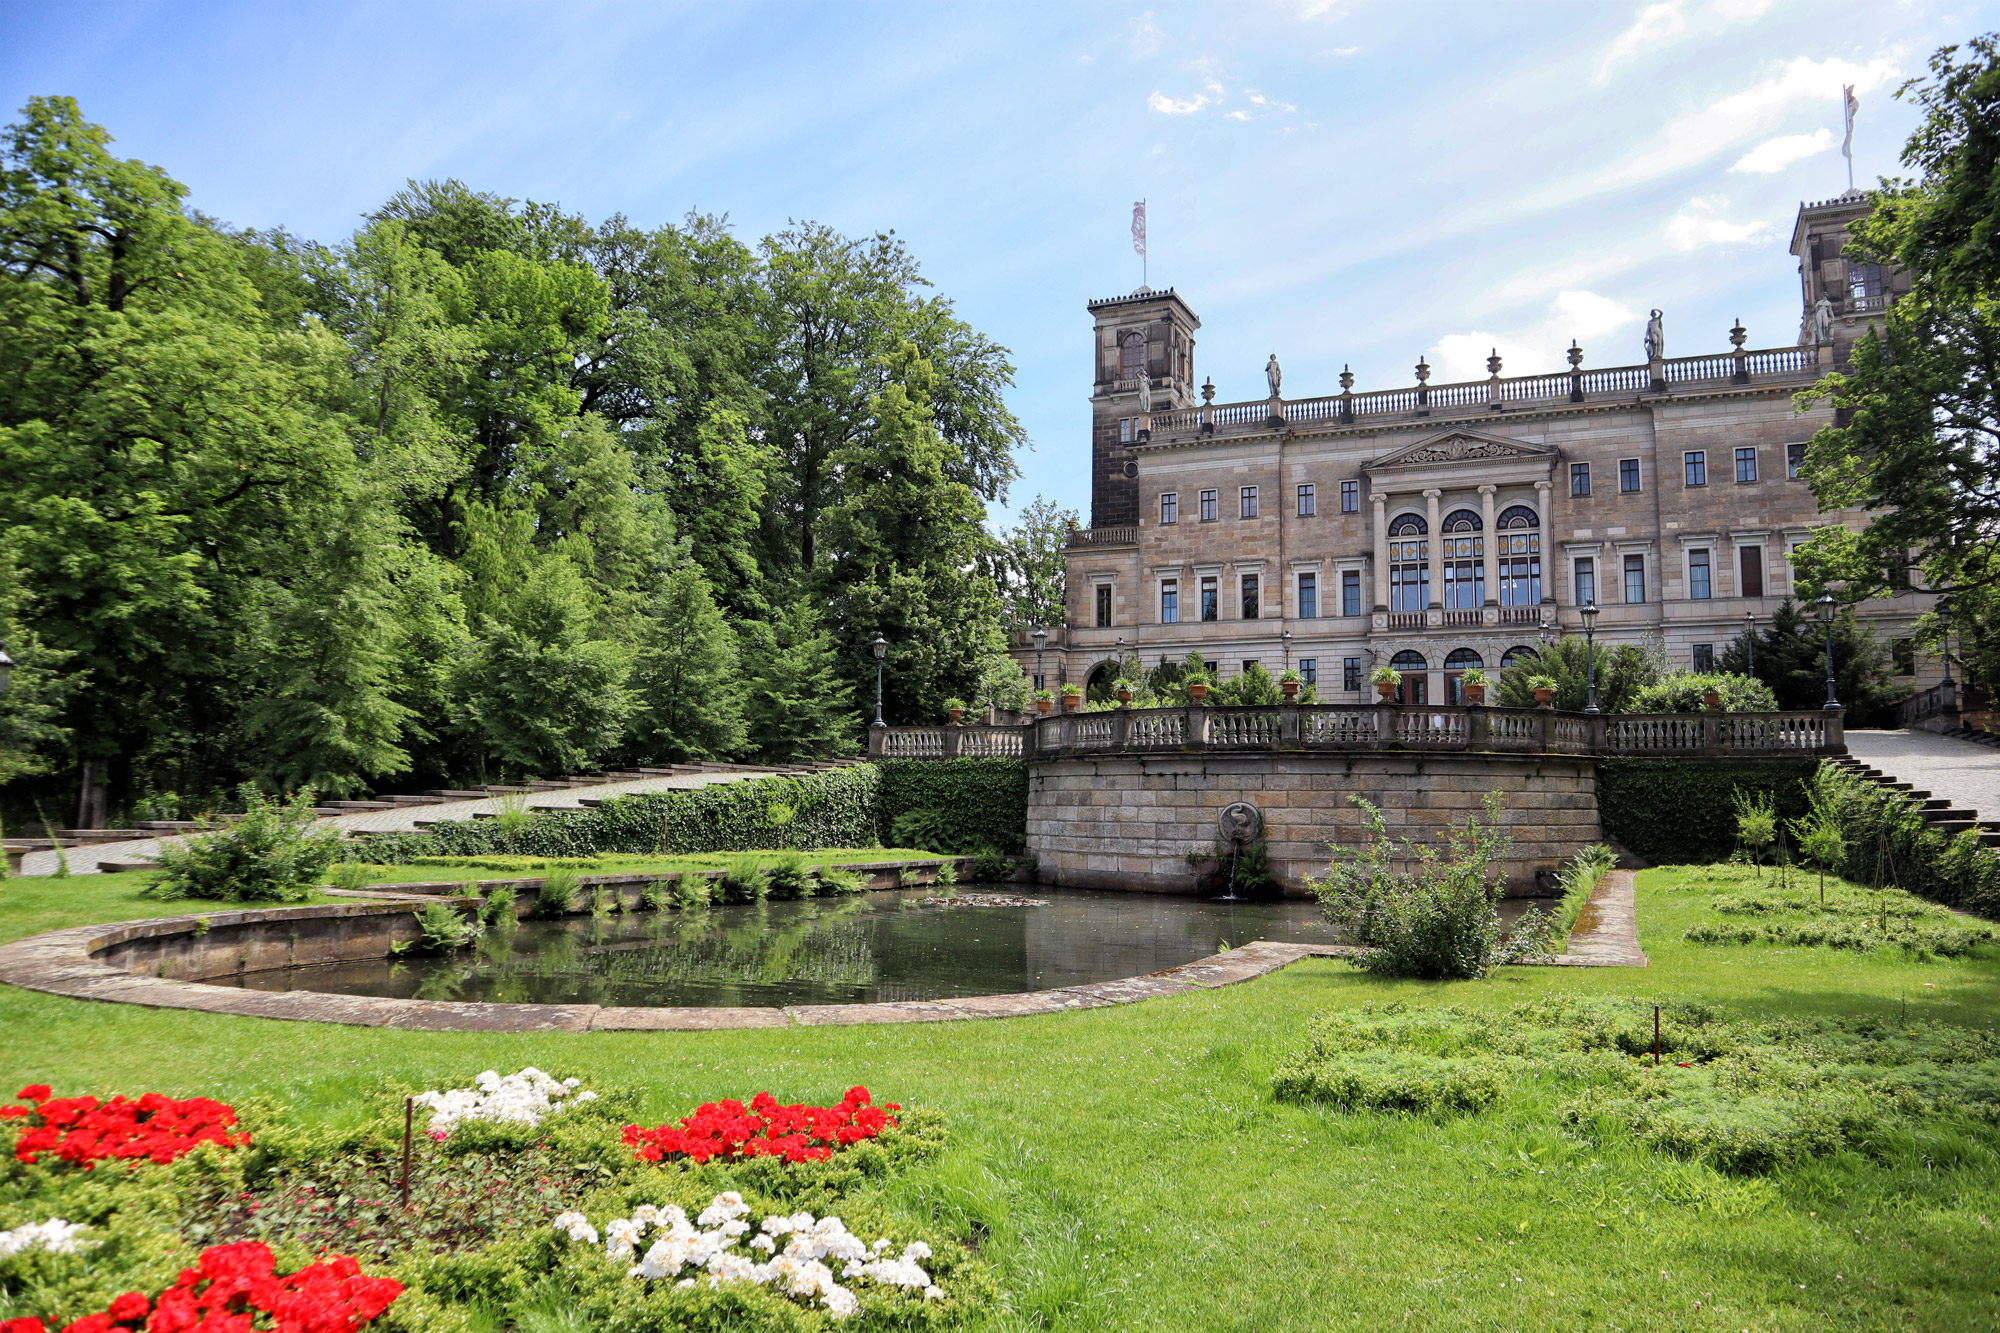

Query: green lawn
[2,865,1997,1331]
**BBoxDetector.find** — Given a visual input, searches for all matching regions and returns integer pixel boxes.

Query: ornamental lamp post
[1938,597,1956,687]
[1580,601,1601,714]
[1281,629,1292,673]
[1743,611,1756,677]
[1817,593,1841,711]
[1031,625,1048,693]
[870,634,889,729]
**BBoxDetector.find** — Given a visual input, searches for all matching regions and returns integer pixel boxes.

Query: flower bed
[2,1242,401,1333]
[3,1087,248,1168]
[413,1068,598,1139]
[623,1088,897,1165]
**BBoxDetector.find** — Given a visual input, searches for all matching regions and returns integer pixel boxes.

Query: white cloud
[1148,90,1210,115]
[1663,195,1772,249]
[1226,110,1251,121]
[1320,46,1361,57]
[1596,54,1898,189]
[1595,0,1778,82]
[1729,127,1833,173]
[1246,91,1297,113]
[1428,290,1640,382]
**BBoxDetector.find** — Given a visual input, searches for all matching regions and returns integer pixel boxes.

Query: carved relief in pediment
[1366,429,1556,471]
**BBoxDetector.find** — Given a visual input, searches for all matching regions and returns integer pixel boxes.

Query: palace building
[1021,190,1933,706]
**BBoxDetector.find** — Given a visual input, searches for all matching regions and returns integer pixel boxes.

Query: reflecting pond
[221,887,1387,1008]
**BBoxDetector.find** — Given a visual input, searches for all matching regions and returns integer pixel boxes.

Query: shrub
[763,850,815,900]
[325,861,379,893]
[479,885,518,929]
[876,758,1027,855]
[1734,789,1777,876]
[1306,792,1534,979]
[675,873,715,909]
[891,808,954,854]
[535,869,581,917]
[1629,671,1779,713]
[412,902,482,952]
[815,865,866,896]
[970,846,1011,882]
[716,856,770,904]
[932,858,957,889]
[143,787,339,903]
[640,876,674,912]
[1803,761,2000,918]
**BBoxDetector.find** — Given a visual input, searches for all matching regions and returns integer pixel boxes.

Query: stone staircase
[1828,754,2000,847]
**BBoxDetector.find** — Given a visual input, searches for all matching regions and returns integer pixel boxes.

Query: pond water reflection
[223,888,1552,1009]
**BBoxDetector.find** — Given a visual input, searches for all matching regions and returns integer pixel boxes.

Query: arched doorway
[1085,661,1114,703]
[1444,648,1484,704]
[1390,649,1428,705]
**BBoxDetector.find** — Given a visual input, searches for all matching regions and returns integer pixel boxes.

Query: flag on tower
[1132,199,1146,256]
[1841,85,1858,162]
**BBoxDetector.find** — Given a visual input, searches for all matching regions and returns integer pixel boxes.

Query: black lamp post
[1031,626,1048,693]
[1938,597,1955,687]
[1281,629,1291,673]
[1817,593,1840,710]
[0,641,13,698]
[1580,600,1601,713]
[870,634,889,729]
[1743,611,1756,677]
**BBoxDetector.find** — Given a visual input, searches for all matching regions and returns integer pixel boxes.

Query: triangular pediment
[1363,428,1558,471]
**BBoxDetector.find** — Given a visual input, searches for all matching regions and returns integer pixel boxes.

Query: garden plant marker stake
[401,1096,413,1209]
[1654,1006,1661,1066]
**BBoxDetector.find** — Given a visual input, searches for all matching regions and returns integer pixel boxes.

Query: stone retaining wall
[1027,752,1601,894]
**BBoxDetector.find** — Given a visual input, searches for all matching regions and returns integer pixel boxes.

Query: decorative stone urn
[1188,681,1209,702]
[1035,698,1052,715]
[1703,689,1723,711]
[1461,683,1486,705]
[1060,691,1082,712]
[1116,687,1133,705]
[1375,682,1398,702]
[946,707,963,724]
[1280,680,1301,700]
[1533,687,1555,707]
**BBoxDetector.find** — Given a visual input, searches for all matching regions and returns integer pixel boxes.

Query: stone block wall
[1027,753,1600,895]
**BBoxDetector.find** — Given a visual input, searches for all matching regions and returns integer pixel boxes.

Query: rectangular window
[1300,658,1317,687]
[1893,639,1915,675]
[1573,557,1596,608]
[1341,480,1359,513]
[1571,462,1590,497]
[1297,572,1317,619]
[1623,554,1646,604]
[1692,643,1715,672]
[1735,447,1758,483]
[1160,579,1178,625]
[1159,492,1178,525]
[1620,458,1641,493]
[1199,489,1218,522]
[1685,451,1707,486]
[1787,442,1806,479]
[1342,569,1362,617]
[1095,585,1111,628]
[1343,657,1361,692]
[1119,418,1133,443]
[1240,486,1259,519]
[1688,549,1711,600]
[1297,483,1315,516]
[1240,574,1260,620]
[1242,660,1258,676]
[1200,576,1218,622]
[1887,552,1911,591]
[1740,545,1763,598]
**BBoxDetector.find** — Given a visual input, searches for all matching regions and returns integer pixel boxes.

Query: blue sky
[3,1,1987,527]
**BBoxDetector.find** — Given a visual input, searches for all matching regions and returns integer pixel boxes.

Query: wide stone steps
[1831,754,2000,845]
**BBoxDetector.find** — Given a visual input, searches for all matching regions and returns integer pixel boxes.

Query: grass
[2,865,1998,1330]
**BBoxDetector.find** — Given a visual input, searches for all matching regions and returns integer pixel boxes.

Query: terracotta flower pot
[1281,680,1301,700]
[1703,689,1722,711]
[1188,681,1209,702]
[1533,687,1555,706]
[1035,698,1052,715]
[1375,682,1398,701]
[1116,688,1133,705]
[1462,683,1485,705]
[1060,693,1082,711]
[946,707,963,723]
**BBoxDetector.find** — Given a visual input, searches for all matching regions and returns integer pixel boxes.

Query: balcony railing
[1066,525,1138,548]
[868,704,1845,761]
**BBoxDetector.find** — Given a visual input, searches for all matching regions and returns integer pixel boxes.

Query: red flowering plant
[623,1087,899,1165]
[2,1086,248,1169]
[0,1241,402,1333]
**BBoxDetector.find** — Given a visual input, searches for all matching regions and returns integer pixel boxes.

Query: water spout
[1219,836,1243,902]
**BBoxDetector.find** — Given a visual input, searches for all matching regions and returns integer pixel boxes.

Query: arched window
[1388,514,1429,613]
[1443,647,1484,705]
[1500,645,1537,668]
[1121,333,1146,380]
[1441,509,1484,609]
[1496,505,1542,607]
[1389,650,1428,705]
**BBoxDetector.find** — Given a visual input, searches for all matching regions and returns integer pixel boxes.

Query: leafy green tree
[990,495,1076,629]
[0,537,78,786]
[1718,599,1902,724]
[1628,672,1778,714]
[1214,662,1284,706]
[627,563,744,761]
[741,599,852,761]
[1494,637,1659,713]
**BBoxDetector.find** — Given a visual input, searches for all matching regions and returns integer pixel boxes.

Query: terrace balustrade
[869,704,1844,761]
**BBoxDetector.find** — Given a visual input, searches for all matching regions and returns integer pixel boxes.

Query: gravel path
[1844,729,2000,823]
[19,770,773,876]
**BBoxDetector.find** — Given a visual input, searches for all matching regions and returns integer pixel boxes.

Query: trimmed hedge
[875,758,1028,854]
[1810,761,2000,918]
[1596,759,1817,865]
[354,767,882,863]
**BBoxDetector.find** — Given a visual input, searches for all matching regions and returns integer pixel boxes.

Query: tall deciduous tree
[991,495,1077,629]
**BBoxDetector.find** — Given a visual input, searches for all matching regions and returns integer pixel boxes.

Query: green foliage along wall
[1596,759,1818,866]
[876,758,1028,854]
[1809,762,2000,918]
[357,766,881,862]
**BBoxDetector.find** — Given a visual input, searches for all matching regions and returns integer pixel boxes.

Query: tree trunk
[75,757,111,829]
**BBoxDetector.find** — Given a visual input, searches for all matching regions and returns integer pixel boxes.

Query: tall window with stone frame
[1342,657,1361,691]
[1787,442,1806,479]
[1300,658,1317,687]
[1571,462,1590,497]
[1199,489,1218,522]
[1496,505,1541,607]
[1240,486,1259,519]
[1388,513,1429,613]
[1160,579,1178,624]
[1297,483,1315,516]
[1095,585,1112,627]
[1620,458,1641,493]
[1120,332,1145,380]
[1892,638,1915,675]
[1623,553,1646,604]
[1159,492,1178,525]
[1240,573,1260,619]
[1685,450,1707,486]
[1692,643,1715,672]
[1342,569,1362,617]
[1739,546,1763,598]
[1735,447,1758,483]
[1341,480,1359,512]
[1573,556,1595,607]
[1200,575,1218,622]
[1442,509,1485,610]
[1297,571,1317,619]
[1688,549,1711,600]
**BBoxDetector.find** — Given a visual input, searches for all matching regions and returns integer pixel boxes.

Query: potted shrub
[1185,673,1212,703]
[1059,683,1083,711]
[1369,665,1402,701]
[1033,688,1055,715]
[1113,676,1136,705]
[1528,674,1558,707]
[943,697,966,724]
[1459,667,1489,705]
[1279,667,1303,700]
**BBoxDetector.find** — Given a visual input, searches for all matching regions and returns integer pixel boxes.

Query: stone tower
[1789,190,1909,362]
[1085,287,1200,529]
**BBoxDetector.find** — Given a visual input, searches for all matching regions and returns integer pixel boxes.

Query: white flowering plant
[0,1219,89,1260]
[412,1068,602,1145]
